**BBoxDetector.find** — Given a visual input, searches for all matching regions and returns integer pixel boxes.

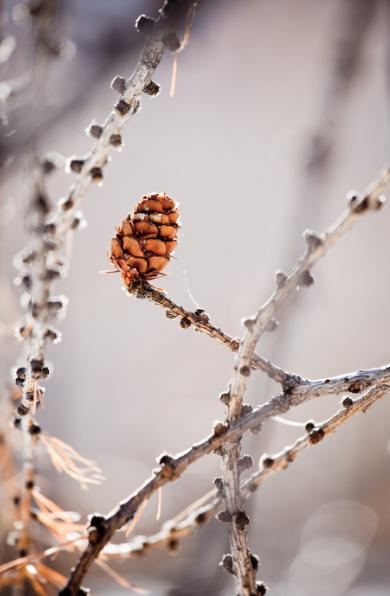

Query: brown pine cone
[110,192,179,287]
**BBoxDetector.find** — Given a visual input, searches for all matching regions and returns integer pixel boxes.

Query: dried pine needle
[41,433,104,489]
[125,498,149,538]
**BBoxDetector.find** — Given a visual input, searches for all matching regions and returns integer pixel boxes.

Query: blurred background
[1,0,390,594]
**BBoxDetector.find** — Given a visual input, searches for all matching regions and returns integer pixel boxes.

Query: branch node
[234,510,250,530]
[238,455,254,474]
[309,427,325,444]
[15,367,27,381]
[305,421,315,433]
[16,404,29,416]
[219,391,231,406]
[144,80,160,96]
[297,269,314,287]
[13,417,22,429]
[250,553,260,571]
[241,403,253,416]
[135,14,156,33]
[87,513,108,544]
[179,316,191,329]
[157,452,177,479]
[275,270,287,288]
[347,190,359,207]
[29,422,41,436]
[89,167,103,182]
[213,420,229,437]
[194,308,210,323]
[303,229,323,251]
[220,553,235,575]
[282,374,303,395]
[115,99,132,116]
[59,197,74,211]
[342,396,353,409]
[261,456,274,469]
[213,476,225,495]
[39,151,64,175]
[348,380,366,394]
[87,123,103,139]
[216,510,233,523]
[243,316,256,331]
[265,318,279,332]
[167,538,180,553]
[194,511,207,525]
[375,195,386,210]
[109,133,122,148]
[250,423,262,435]
[239,365,251,378]
[111,75,127,95]
[68,158,85,174]
[162,30,182,52]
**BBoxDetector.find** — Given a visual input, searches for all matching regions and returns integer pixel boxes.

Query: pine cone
[110,193,179,287]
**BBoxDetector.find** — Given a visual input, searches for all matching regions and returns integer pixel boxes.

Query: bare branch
[9,2,191,587]
[130,280,290,385]
[60,357,390,593]
[10,374,388,581]
[128,165,390,395]
[108,383,388,561]
[61,165,390,593]
[12,3,184,435]
[247,165,389,341]
[216,293,263,592]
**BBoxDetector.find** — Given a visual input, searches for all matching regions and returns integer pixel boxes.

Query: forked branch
[128,164,390,392]
[61,166,390,593]
[106,382,389,561]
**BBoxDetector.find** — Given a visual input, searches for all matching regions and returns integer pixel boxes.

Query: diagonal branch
[9,375,388,582]
[128,164,390,393]
[217,366,258,592]
[130,280,291,384]
[8,1,194,588]
[246,164,390,340]
[62,166,390,593]
[12,3,188,433]
[106,382,388,561]
[60,360,390,593]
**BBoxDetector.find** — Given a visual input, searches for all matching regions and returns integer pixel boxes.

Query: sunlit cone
[110,193,179,287]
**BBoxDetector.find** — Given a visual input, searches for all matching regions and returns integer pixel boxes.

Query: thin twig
[11,2,190,433]
[60,358,390,593]
[62,166,390,593]
[130,280,290,385]
[8,373,388,583]
[216,305,261,590]
[106,383,388,561]
[242,164,390,342]
[7,1,191,589]
[128,164,390,392]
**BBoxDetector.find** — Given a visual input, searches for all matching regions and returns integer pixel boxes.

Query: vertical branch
[217,317,267,595]
[13,170,54,568]
[5,2,196,592]
[9,0,64,573]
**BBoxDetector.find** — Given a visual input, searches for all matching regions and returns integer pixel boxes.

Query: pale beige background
[1,0,390,594]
